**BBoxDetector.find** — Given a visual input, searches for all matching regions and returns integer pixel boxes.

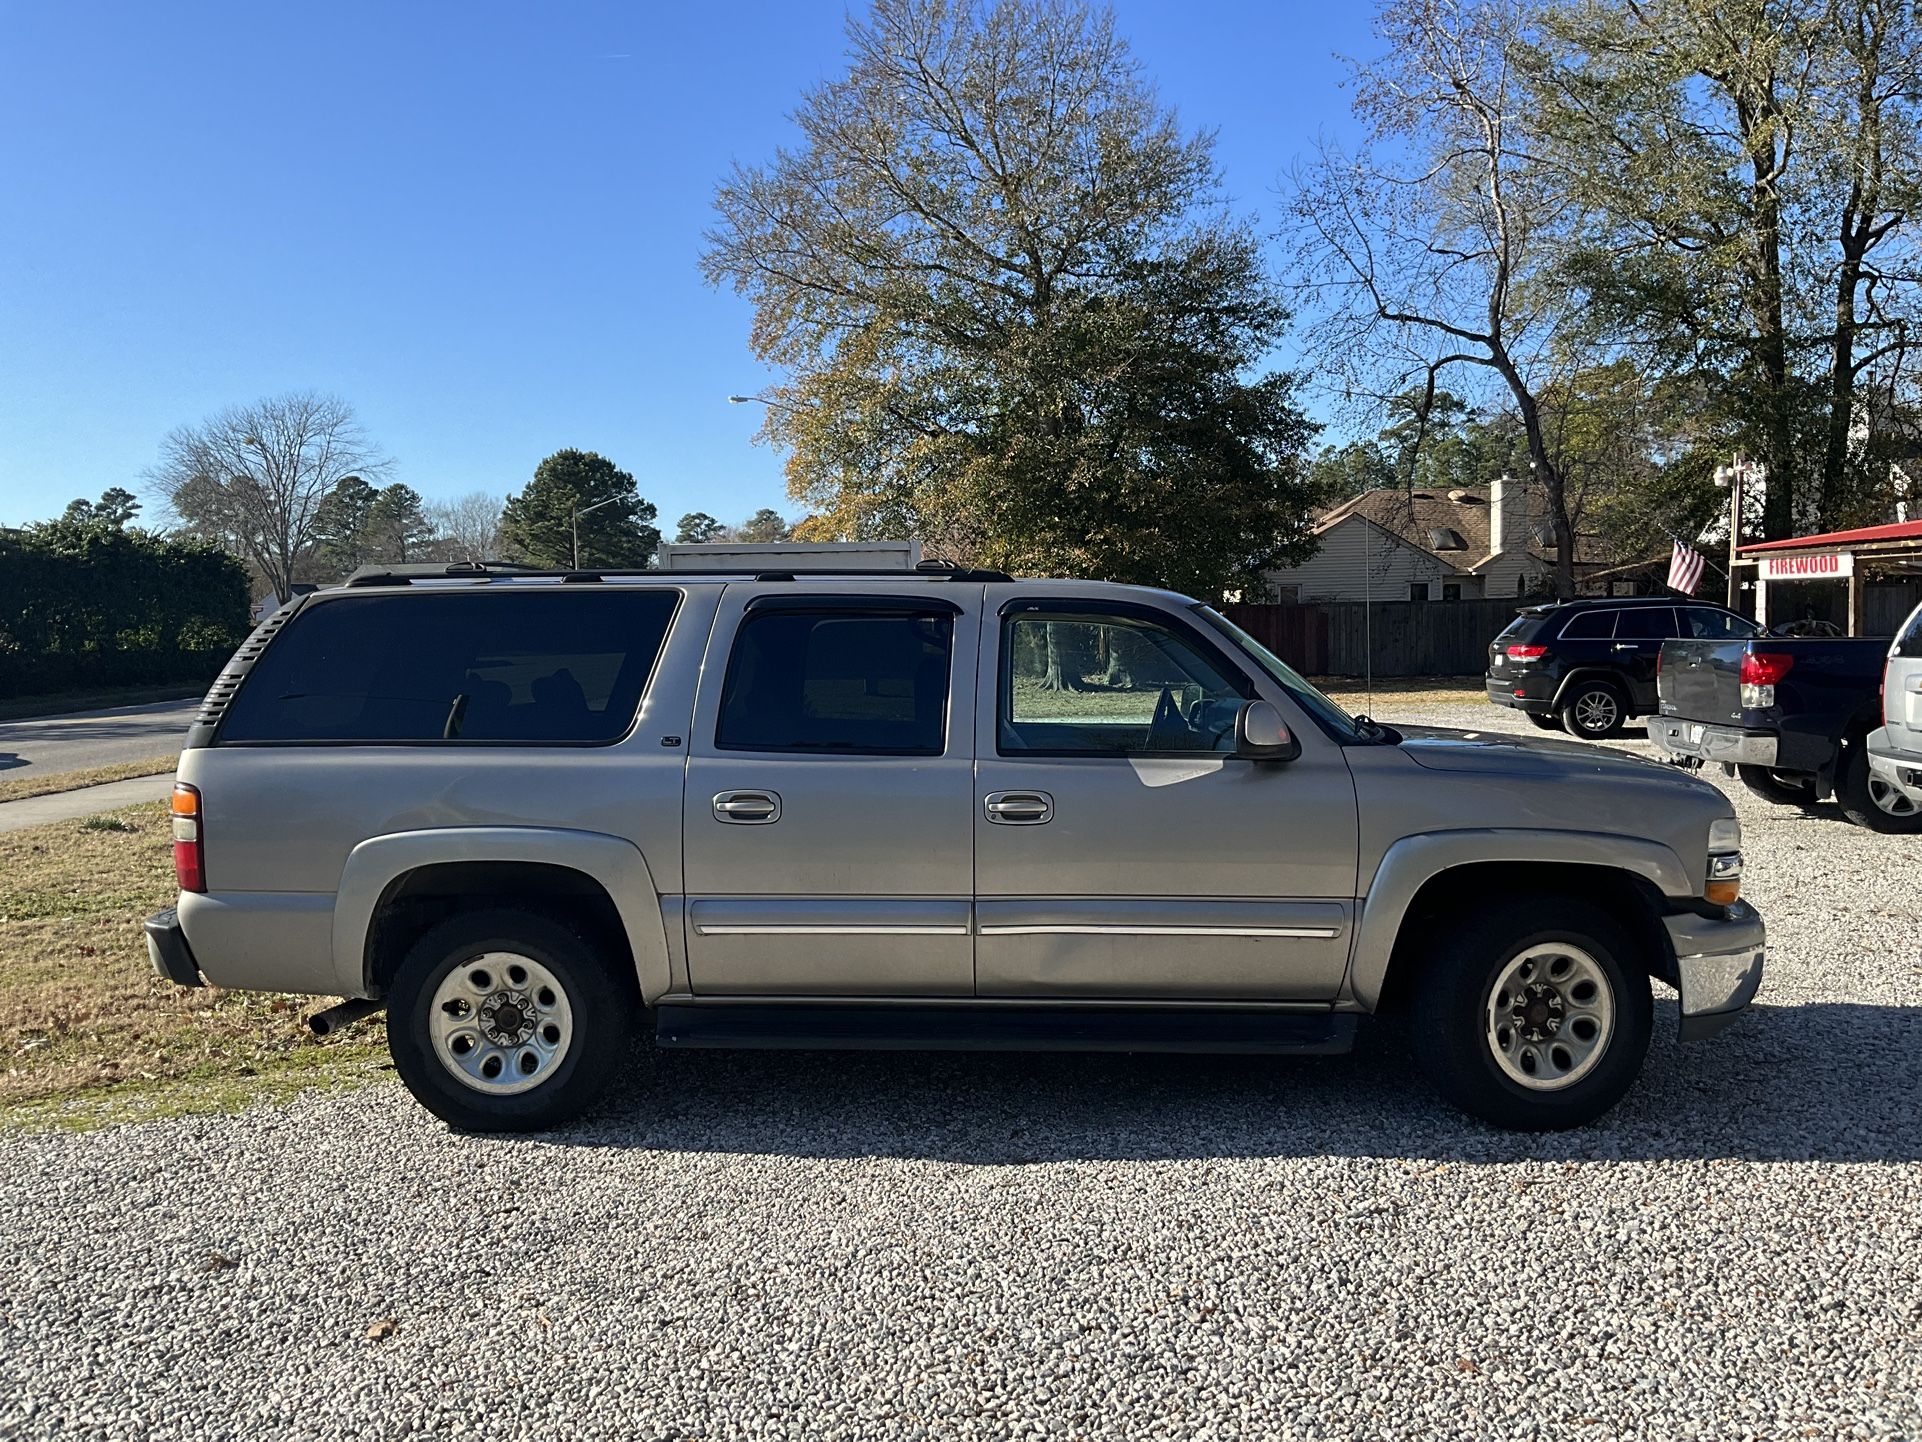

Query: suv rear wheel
[1559,680,1627,740]
[1410,899,1652,1130]
[386,908,634,1131]
[1837,738,1922,833]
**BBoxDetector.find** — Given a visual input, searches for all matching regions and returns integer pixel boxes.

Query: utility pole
[1712,455,1757,612]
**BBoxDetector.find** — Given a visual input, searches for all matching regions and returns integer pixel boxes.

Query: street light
[572,496,619,570]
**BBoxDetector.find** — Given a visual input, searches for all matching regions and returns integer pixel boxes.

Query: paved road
[0,698,197,780]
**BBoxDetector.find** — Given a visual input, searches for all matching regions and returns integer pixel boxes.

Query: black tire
[385,908,635,1132]
[1836,738,1922,833]
[1409,898,1653,1130]
[1558,680,1628,740]
[1525,712,1562,731]
[1736,764,1816,807]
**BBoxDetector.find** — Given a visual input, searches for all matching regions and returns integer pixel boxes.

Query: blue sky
[0,1,1373,530]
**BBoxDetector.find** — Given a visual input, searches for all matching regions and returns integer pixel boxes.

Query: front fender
[1346,828,1692,1010]
[331,826,671,1003]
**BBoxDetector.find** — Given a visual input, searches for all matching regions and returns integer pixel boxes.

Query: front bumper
[1663,902,1765,1041]
[1866,727,1922,805]
[144,908,203,988]
[1650,717,1779,768]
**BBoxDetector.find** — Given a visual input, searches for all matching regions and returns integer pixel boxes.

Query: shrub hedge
[0,522,251,699]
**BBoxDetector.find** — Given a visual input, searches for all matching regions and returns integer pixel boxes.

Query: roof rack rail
[342,560,1016,586]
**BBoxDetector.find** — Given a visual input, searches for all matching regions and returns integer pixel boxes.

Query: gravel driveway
[3,702,1917,1441]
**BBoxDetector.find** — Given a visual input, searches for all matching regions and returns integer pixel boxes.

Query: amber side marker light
[171,783,206,893]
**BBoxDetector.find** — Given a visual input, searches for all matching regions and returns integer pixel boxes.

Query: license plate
[1688,724,1704,744]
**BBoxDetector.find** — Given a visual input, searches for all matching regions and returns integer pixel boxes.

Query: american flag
[1666,539,1706,595]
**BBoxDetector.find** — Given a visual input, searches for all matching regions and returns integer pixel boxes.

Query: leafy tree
[150,391,390,603]
[738,507,791,544]
[310,476,380,576]
[365,483,434,563]
[499,449,659,568]
[59,487,141,529]
[704,0,1324,597]
[1528,0,1922,534]
[675,512,722,544]
[1306,441,1397,498]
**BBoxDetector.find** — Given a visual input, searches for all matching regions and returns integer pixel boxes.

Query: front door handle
[984,790,1052,824]
[713,790,781,824]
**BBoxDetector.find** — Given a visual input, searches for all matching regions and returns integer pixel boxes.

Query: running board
[654,1003,1357,1055]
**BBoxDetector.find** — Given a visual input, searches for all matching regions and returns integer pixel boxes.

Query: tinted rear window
[1615,607,1680,640]
[1559,609,1616,640]
[1683,607,1756,640]
[218,590,679,744]
[717,609,952,755]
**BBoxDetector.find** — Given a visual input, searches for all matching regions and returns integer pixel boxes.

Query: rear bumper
[144,908,203,988]
[1484,677,1553,714]
[1650,717,1779,768]
[1866,727,1922,805]
[1663,903,1765,1041]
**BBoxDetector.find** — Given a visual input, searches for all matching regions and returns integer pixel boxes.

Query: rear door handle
[984,790,1052,824]
[713,790,781,824]
[1612,643,1638,651]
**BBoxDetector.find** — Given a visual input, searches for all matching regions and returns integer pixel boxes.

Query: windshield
[1192,605,1375,743]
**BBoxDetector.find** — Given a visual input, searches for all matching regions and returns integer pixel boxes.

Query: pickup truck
[143,561,1766,1133]
[1651,633,1920,832]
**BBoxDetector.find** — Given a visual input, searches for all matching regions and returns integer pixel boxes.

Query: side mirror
[1235,699,1301,763]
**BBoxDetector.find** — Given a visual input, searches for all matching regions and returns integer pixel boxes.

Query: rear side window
[1616,606,1680,640]
[1896,604,1922,659]
[717,610,952,755]
[1559,609,1616,640]
[218,590,679,744]
[1684,607,1756,640]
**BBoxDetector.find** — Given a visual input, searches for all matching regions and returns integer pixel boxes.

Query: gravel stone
[1,703,1916,1440]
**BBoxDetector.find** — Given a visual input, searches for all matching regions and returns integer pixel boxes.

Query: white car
[1866,600,1922,808]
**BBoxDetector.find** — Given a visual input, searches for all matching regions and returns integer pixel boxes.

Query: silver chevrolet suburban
[144,562,1765,1132]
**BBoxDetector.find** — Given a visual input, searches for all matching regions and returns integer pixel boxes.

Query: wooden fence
[1224,581,1922,678]
[1222,599,1522,677]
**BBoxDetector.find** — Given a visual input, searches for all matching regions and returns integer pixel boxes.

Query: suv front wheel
[386,908,635,1132]
[1559,680,1628,739]
[1411,899,1652,1130]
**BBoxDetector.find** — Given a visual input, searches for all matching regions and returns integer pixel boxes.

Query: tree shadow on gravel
[553,999,1921,1165]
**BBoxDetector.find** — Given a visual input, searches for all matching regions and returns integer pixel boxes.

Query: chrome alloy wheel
[1868,773,1920,818]
[1572,689,1619,734]
[1484,943,1615,1091]
[428,952,574,1096]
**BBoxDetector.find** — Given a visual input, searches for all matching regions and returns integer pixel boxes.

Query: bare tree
[425,491,505,563]
[152,392,390,603]
[1291,0,1585,596]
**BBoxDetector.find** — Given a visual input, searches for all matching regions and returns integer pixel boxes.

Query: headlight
[1706,817,1743,905]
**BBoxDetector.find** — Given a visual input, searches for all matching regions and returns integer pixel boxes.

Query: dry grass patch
[0,756,178,804]
[0,802,378,1126]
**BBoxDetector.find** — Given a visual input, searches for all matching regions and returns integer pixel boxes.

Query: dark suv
[1486,597,1759,739]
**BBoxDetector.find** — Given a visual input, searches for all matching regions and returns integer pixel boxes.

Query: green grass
[0,802,382,1132]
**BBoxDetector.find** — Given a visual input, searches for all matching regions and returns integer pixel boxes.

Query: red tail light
[1740,652,1796,686]
[1506,644,1548,660]
[171,783,205,893]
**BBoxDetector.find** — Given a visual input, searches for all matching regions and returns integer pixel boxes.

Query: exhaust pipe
[307,997,384,1038]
